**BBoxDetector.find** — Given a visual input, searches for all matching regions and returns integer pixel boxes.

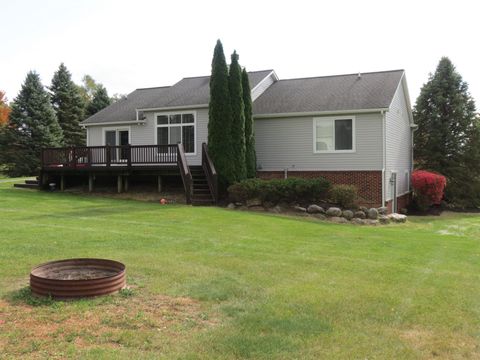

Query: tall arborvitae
[229,51,246,181]
[208,40,235,187]
[50,63,86,146]
[86,85,111,117]
[242,68,256,178]
[0,71,63,176]
[414,57,480,207]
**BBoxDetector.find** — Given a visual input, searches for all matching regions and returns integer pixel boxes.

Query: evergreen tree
[229,51,246,181]
[86,85,111,117]
[413,57,480,207]
[50,63,86,146]
[208,40,235,187]
[242,68,256,178]
[0,71,63,176]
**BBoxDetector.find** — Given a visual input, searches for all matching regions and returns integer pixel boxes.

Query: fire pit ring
[30,258,126,299]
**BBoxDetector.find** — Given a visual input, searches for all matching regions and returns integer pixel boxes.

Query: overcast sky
[2,0,479,107]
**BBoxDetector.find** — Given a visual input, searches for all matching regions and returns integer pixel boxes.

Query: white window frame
[102,126,131,146]
[313,116,356,154]
[154,110,197,156]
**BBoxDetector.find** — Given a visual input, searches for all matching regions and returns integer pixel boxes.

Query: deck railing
[177,143,193,204]
[202,142,218,204]
[41,145,179,168]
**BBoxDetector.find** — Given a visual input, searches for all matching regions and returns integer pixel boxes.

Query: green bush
[228,177,331,204]
[328,184,358,208]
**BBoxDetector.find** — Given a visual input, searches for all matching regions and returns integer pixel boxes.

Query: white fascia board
[82,120,146,127]
[253,108,388,119]
[250,70,278,94]
[136,104,208,112]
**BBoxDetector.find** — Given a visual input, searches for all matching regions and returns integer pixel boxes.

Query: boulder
[388,213,407,223]
[342,210,354,220]
[227,203,236,210]
[269,205,283,214]
[367,208,379,220]
[354,210,366,219]
[263,201,276,209]
[307,204,325,214]
[377,206,388,215]
[235,202,243,207]
[246,198,262,207]
[293,205,307,213]
[399,208,408,215]
[326,207,342,217]
[365,219,379,226]
[249,205,265,212]
[351,218,366,225]
[359,206,369,213]
[330,216,348,224]
[313,213,327,221]
[378,215,390,224]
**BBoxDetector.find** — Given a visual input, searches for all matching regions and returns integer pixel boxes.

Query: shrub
[328,184,358,208]
[228,177,331,204]
[411,170,447,211]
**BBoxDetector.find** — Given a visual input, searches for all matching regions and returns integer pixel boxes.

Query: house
[41,68,414,212]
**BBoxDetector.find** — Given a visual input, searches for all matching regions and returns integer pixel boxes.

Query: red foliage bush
[411,170,447,209]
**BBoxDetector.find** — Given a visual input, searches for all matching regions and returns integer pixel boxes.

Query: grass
[0,182,479,359]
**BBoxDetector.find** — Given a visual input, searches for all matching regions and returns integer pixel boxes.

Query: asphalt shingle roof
[252,70,404,115]
[82,70,274,124]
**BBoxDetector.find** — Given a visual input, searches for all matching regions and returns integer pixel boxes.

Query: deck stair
[190,166,214,206]
[14,178,40,189]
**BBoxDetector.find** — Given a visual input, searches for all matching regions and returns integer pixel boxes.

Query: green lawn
[0,183,479,359]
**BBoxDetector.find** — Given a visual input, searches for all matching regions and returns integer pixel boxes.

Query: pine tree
[229,51,246,181]
[208,40,235,187]
[242,68,256,178]
[86,85,111,117]
[50,63,86,146]
[0,71,63,176]
[413,57,480,207]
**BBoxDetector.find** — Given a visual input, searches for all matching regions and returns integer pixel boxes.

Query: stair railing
[177,143,193,204]
[202,142,218,204]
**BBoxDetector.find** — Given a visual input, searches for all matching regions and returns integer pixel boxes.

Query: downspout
[381,110,387,207]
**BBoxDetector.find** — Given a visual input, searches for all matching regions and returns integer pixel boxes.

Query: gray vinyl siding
[385,80,412,201]
[254,113,383,171]
[251,72,276,101]
[85,107,209,166]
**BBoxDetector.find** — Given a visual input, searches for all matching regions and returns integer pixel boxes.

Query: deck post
[124,176,129,192]
[88,174,94,192]
[117,175,123,193]
[157,175,163,193]
[60,175,65,191]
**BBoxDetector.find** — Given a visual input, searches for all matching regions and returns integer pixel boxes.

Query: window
[314,116,355,153]
[155,112,196,154]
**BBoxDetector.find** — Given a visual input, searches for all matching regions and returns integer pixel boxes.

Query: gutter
[253,108,388,119]
[81,120,146,127]
[136,103,208,112]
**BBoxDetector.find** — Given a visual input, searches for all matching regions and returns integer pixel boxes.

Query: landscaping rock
[269,205,283,214]
[354,210,366,219]
[330,216,348,224]
[378,215,390,224]
[249,205,265,212]
[263,201,276,209]
[399,208,408,215]
[342,210,354,220]
[365,219,379,226]
[235,202,243,207]
[351,218,366,225]
[313,213,327,221]
[293,205,307,213]
[367,208,379,220]
[326,207,342,217]
[377,206,388,215]
[246,198,262,207]
[227,203,236,210]
[307,204,325,214]
[388,213,407,223]
[359,206,369,213]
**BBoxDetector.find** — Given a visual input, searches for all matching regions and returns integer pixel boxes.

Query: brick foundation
[386,192,411,213]
[257,170,383,207]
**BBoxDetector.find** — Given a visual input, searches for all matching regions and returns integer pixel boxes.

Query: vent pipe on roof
[357,73,362,79]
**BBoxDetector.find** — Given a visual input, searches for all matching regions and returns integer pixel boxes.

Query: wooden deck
[40,144,218,205]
